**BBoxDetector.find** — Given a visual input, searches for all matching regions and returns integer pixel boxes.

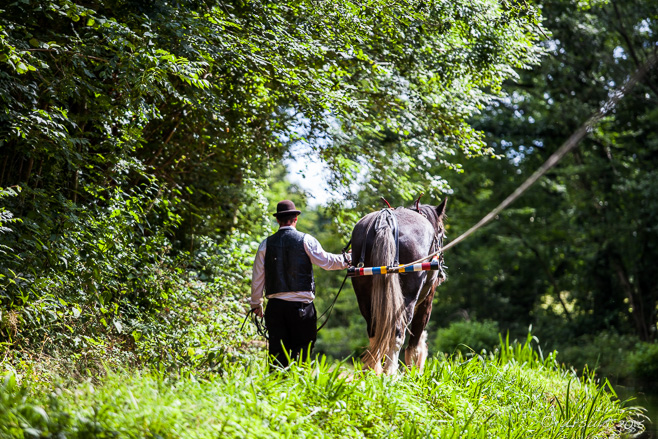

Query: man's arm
[250,240,267,317]
[304,235,351,270]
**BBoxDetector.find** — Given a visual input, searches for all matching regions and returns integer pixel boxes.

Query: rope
[399,50,657,268]
[241,274,350,337]
[240,309,268,339]
[316,273,349,332]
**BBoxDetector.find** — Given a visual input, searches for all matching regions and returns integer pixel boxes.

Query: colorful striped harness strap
[348,258,441,277]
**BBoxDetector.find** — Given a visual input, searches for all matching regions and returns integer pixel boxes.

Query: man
[250,200,351,367]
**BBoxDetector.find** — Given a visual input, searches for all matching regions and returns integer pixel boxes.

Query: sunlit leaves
[0,0,546,372]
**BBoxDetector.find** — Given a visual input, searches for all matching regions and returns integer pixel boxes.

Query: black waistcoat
[265,228,314,296]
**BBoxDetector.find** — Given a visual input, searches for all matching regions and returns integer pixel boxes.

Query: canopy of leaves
[0,0,545,370]
[433,0,658,353]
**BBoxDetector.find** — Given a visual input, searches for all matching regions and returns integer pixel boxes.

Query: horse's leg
[382,323,406,374]
[382,298,416,375]
[405,286,436,371]
[351,277,382,372]
[364,337,382,374]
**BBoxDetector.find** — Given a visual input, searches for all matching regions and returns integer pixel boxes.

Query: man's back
[264,227,314,295]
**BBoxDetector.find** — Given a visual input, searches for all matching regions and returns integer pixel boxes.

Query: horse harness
[243,197,445,339]
[354,196,445,271]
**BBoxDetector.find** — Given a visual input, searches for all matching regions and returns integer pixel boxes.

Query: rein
[316,272,349,332]
[240,309,268,339]
[314,237,356,332]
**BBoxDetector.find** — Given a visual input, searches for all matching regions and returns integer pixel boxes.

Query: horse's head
[414,198,447,237]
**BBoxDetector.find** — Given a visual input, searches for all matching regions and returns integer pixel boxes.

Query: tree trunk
[518,234,573,322]
[0,155,7,186]
[25,158,34,184]
[610,255,650,341]
[72,170,79,204]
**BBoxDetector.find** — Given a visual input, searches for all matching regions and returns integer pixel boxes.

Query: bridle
[240,309,268,339]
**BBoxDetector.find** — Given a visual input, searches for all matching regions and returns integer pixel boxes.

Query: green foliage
[0,0,546,374]
[558,331,638,383]
[0,185,182,363]
[495,331,657,390]
[433,320,500,356]
[0,373,74,438]
[0,338,645,438]
[629,343,658,388]
[430,0,658,369]
[130,233,261,372]
[0,186,22,291]
[496,330,554,367]
[1,229,258,380]
[1,0,655,431]
[0,186,21,233]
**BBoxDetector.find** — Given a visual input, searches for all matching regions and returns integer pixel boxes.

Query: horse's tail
[368,218,406,373]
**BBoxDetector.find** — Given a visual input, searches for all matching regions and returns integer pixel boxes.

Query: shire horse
[351,197,447,374]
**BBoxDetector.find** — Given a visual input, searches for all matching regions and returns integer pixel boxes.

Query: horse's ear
[414,193,424,212]
[436,198,447,219]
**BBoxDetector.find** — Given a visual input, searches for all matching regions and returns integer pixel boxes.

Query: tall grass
[0,336,645,438]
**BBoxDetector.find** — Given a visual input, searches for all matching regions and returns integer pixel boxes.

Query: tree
[436,0,658,345]
[0,0,546,364]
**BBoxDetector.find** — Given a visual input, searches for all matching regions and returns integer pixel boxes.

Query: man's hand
[251,304,263,318]
[343,249,352,265]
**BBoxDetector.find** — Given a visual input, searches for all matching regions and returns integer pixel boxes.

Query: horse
[350,198,447,374]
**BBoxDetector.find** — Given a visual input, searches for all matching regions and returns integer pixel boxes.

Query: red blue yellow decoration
[347,260,441,277]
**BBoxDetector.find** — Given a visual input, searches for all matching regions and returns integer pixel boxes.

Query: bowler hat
[273,200,301,217]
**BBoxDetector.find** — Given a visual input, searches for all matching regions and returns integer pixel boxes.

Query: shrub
[0,219,262,381]
[628,342,658,388]
[558,331,638,383]
[433,320,500,356]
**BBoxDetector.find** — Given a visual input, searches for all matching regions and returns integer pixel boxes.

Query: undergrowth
[0,232,261,383]
[0,334,646,438]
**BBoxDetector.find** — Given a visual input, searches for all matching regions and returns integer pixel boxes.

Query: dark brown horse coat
[350,199,447,374]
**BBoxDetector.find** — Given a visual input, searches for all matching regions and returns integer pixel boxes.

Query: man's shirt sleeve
[303,235,350,270]
[250,240,267,307]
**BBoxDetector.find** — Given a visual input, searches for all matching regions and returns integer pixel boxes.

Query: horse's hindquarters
[350,203,447,374]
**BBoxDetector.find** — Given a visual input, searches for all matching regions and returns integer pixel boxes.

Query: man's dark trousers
[265,298,316,367]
